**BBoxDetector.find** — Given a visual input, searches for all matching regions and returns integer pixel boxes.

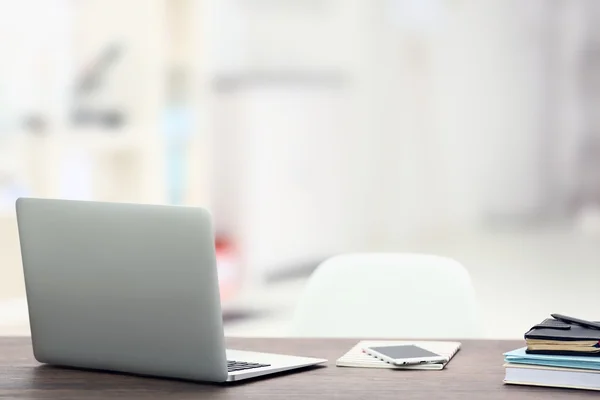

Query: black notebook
[525,318,600,356]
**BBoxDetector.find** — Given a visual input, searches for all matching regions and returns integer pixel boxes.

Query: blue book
[504,347,600,370]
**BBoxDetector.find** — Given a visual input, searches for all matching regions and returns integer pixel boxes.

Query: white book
[336,340,461,370]
[504,362,600,391]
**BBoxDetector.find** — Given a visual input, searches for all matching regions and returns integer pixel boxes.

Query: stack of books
[503,316,600,391]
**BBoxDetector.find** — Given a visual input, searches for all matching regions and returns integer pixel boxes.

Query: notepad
[525,318,600,355]
[336,340,461,370]
[505,347,600,370]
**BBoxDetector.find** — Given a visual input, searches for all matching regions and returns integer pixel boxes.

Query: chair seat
[289,253,483,338]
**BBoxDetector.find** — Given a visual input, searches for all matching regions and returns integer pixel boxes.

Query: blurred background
[2,0,600,338]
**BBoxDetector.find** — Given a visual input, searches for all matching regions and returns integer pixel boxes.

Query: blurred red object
[215,235,240,303]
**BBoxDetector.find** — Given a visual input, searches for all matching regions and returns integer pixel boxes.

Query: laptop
[15,197,326,382]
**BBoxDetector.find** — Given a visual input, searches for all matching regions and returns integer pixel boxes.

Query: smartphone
[363,345,447,366]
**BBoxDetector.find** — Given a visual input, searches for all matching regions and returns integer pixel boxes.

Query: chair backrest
[289,253,482,338]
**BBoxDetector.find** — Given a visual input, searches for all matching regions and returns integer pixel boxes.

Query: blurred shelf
[212,69,347,92]
[1,130,141,154]
[57,129,141,152]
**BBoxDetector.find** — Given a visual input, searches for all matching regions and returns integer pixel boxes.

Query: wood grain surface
[0,337,597,399]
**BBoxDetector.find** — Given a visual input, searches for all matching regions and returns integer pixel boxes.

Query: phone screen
[369,345,441,359]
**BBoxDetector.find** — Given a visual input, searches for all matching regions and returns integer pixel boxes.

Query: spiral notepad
[336,340,461,370]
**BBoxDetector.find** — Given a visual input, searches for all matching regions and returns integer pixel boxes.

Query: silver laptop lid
[16,198,229,382]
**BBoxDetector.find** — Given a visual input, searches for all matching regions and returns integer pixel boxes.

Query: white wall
[547,1,591,213]
[206,0,376,281]
[369,0,548,247]
[206,0,553,277]
[434,0,546,222]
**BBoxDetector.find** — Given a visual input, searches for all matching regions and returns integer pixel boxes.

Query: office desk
[0,337,596,399]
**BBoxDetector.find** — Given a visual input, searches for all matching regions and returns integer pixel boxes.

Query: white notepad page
[336,340,461,370]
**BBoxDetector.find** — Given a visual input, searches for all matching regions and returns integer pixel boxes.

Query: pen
[551,314,600,330]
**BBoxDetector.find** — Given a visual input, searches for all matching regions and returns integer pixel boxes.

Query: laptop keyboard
[227,360,271,372]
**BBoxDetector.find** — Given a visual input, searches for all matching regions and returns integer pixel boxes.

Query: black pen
[551,314,600,330]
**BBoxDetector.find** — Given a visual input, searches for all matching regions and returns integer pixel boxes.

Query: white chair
[289,253,482,338]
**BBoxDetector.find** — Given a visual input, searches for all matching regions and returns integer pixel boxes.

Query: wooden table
[1,337,597,399]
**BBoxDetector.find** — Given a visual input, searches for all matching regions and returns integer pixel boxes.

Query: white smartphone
[363,344,447,366]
